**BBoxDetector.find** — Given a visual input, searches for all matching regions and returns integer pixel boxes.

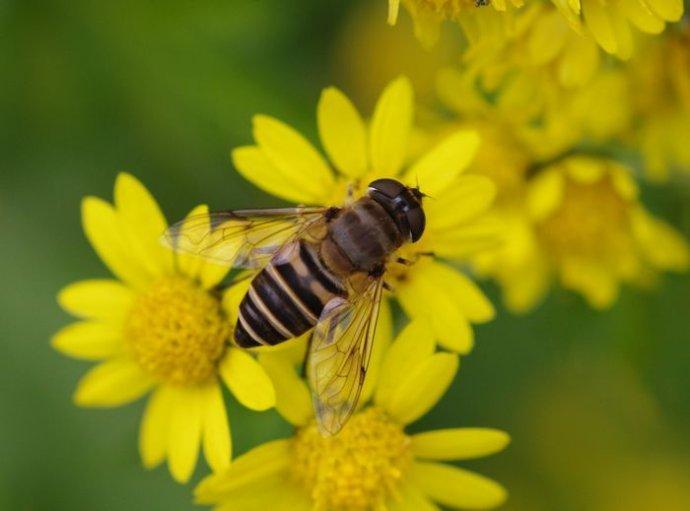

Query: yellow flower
[196,319,509,511]
[552,0,684,59]
[627,29,690,180]
[231,76,498,353]
[479,156,689,310]
[388,0,524,48]
[52,173,276,483]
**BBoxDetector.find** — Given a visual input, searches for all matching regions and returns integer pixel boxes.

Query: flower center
[291,407,412,511]
[536,177,631,263]
[124,277,230,386]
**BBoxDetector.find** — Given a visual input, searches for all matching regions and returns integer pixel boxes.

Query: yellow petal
[82,196,152,289]
[411,428,510,461]
[52,321,122,360]
[211,476,309,511]
[410,5,442,49]
[167,386,203,483]
[139,385,174,469]
[559,34,600,88]
[258,353,312,426]
[609,163,639,200]
[317,87,368,178]
[202,381,232,472]
[170,204,206,281]
[232,146,321,205]
[220,348,275,411]
[426,175,496,231]
[385,353,458,425]
[609,5,633,60]
[403,130,480,196]
[432,217,504,260]
[388,0,400,25]
[621,0,665,33]
[172,204,233,288]
[647,0,683,21]
[560,258,619,309]
[528,9,568,65]
[58,279,134,321]
[527,170,564,221]
[369,77,414,177]
[424,262,495,323]
[389,483,440,511]
[73,358,154,407]
[410,461,507,509]
[253,115,334,202]
[564,157,606,183]
[397,262,474,353]
[114,173,173,277]
[375,319,435,409]
[195,440,290,503]
[582,0,618,54]
[632,209,690,271]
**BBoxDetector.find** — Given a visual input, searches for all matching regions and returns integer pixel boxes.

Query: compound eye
[406,207,426,242]
[368,178,405,199]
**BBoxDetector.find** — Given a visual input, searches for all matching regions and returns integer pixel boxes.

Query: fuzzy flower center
[124,277,230,386]
[537,177,631,262]
[291,407,412,511]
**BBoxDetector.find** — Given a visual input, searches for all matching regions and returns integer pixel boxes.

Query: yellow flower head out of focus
[388,0,524,48]
[52,174,276,483]
[552,0,684,59]
[628,28,690,180]
[479,156,689,311]
[196,320,510,511]
[231,76,499,354]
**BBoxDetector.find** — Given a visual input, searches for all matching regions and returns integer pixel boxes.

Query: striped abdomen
[234,240,346,348]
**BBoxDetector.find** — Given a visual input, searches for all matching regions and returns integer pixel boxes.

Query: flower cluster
[54,78,511,509]
[49,2,690,506]
[389,0,684,60]
[391,3,690,312]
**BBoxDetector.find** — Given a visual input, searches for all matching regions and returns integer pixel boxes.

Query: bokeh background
[1,1,690,509]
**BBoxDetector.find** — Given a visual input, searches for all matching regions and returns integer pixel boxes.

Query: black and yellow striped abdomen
[234,240,346,348]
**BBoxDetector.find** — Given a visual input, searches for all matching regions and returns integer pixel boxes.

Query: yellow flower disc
[291,407,412,511]
[537,177,630,262]
[125,277,230,386]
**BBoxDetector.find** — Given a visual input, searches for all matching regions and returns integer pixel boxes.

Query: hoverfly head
[367,178,426,243]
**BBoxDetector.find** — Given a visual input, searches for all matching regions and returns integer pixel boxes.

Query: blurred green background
[1,1,690,510]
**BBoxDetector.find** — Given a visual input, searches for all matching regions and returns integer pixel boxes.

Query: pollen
[291,407,412,511]
[536,177,631,262]
[124,277,230,386]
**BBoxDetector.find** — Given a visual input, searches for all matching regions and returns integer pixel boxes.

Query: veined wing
[308,276,384,436]
[162,207,329,268]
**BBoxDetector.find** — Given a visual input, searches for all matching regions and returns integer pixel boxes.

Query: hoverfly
[163,178,426,435]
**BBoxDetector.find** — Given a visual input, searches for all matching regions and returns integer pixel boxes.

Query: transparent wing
[308,276,384,436]
[162,207,329,268]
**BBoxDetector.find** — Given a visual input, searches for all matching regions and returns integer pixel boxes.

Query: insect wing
[162,207,328,268]
[308,276,384,436]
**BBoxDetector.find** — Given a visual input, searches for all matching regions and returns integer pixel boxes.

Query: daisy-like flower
[387,0,524,48]
[196,319,509,511]
[52,174,276,483]
[552,0,684,59]
[478,156,689,310]
[231,76,498,354]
